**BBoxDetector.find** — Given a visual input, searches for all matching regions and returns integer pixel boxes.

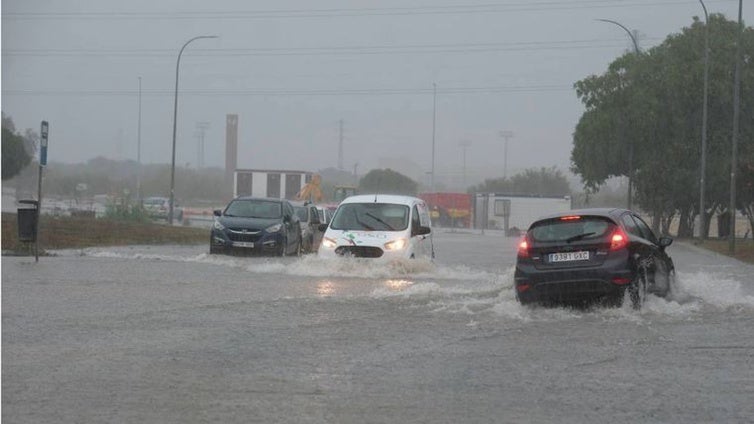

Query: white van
[317,194,434,260]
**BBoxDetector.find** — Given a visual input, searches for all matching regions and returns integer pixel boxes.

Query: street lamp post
[597,19,640,211]
[169,35,218,225]
[431,82,437,193]
[698,0,710,240]
[729,0,743,253]
[136,76,142,204]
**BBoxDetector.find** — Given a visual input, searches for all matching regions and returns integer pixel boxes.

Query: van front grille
[335,246,384,258]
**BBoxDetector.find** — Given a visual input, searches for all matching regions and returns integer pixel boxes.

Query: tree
[572,14,753,236]
[470,167,571,197]
[2,117,32,181]
[358,169,418,196]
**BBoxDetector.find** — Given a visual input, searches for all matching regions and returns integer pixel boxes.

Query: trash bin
[17,200,39,242]
[718,211,730,239]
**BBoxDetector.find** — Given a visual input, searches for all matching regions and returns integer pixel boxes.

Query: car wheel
[209,238,221,255]
[629,267,649,310]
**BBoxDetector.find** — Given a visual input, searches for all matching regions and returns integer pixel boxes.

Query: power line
[2,84,572,97]
[2,38,661,57]
[2,0,731,20]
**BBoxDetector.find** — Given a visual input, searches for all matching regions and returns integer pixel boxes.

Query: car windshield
[530,216,611,242]
[330,203,409,231]
[224,199,281,219]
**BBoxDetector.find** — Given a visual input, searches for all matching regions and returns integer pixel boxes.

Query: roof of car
[339,194,425,206]
[233,196,287,203]
[535,207,629,222]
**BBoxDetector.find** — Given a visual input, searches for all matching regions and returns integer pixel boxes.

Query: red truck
[419,192,471,228]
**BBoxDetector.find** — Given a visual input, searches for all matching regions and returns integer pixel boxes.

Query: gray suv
[292,201,324,253]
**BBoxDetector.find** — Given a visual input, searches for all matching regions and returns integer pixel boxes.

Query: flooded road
[3,230,753,423]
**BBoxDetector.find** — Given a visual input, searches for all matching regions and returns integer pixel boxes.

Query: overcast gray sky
[2,0,749,188]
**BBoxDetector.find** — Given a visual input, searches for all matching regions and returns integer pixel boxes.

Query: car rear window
[529,216,612,242]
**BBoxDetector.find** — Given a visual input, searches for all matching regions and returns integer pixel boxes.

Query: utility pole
[459,140,472,189]
[729,0,743,254]
[338,119,344,170]
[499,130,514,179]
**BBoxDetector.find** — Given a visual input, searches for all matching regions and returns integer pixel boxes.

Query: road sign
[40,121,49,166]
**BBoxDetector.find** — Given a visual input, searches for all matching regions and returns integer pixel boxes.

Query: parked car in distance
[143,196,183,221]
[514,208,675,309]
[318,194,433,260]
[210,197,302,256]
[292,201,324,253]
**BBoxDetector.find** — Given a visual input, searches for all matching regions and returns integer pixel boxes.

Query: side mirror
[413,225,431,236]
[213,209,222,217]
[659,236,673,249]
[318,223,329,232]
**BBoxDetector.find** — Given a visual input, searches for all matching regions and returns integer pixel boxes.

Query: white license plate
[233,241,254,248]
[549,251,589,262]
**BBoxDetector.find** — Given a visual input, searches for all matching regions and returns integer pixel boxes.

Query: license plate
[549,251,589,262]
[233,241,254,248]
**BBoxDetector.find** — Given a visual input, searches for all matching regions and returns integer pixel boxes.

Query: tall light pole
[597,18,640,210]
[431,82,437,192]
[169,35,218,224]
[136,76,142,204]
[698,0,710,240]
[729,0,743,253]
[499,130,513,179]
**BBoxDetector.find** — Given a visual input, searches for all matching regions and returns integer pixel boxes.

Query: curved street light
[596,18,640,211]
[169,35,218,224]
[698,0,710,240]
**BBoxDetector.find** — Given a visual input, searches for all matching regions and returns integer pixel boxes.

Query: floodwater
[3,230,753,423]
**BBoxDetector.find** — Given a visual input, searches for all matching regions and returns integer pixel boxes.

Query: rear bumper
[514,261,632,304]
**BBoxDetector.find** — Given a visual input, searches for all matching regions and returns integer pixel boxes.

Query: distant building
[234,169,313,200]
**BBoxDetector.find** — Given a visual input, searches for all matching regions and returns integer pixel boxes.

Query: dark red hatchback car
[514,208,675,309]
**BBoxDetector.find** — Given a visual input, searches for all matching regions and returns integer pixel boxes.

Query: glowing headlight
[384,238,407,251]
[266,223,282,233]
[213,220,225,231]
[321,237,337,249]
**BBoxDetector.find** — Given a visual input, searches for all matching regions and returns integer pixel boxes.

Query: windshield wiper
[365,212,395,230]
[354,215,375,231]
[565,232,596,243]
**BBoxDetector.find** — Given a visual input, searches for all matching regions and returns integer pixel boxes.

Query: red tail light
[517,237,530,258]
[610,227,629,250]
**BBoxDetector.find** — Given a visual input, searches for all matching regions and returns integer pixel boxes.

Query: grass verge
[2,212,207,254]
[683,238,754,264]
